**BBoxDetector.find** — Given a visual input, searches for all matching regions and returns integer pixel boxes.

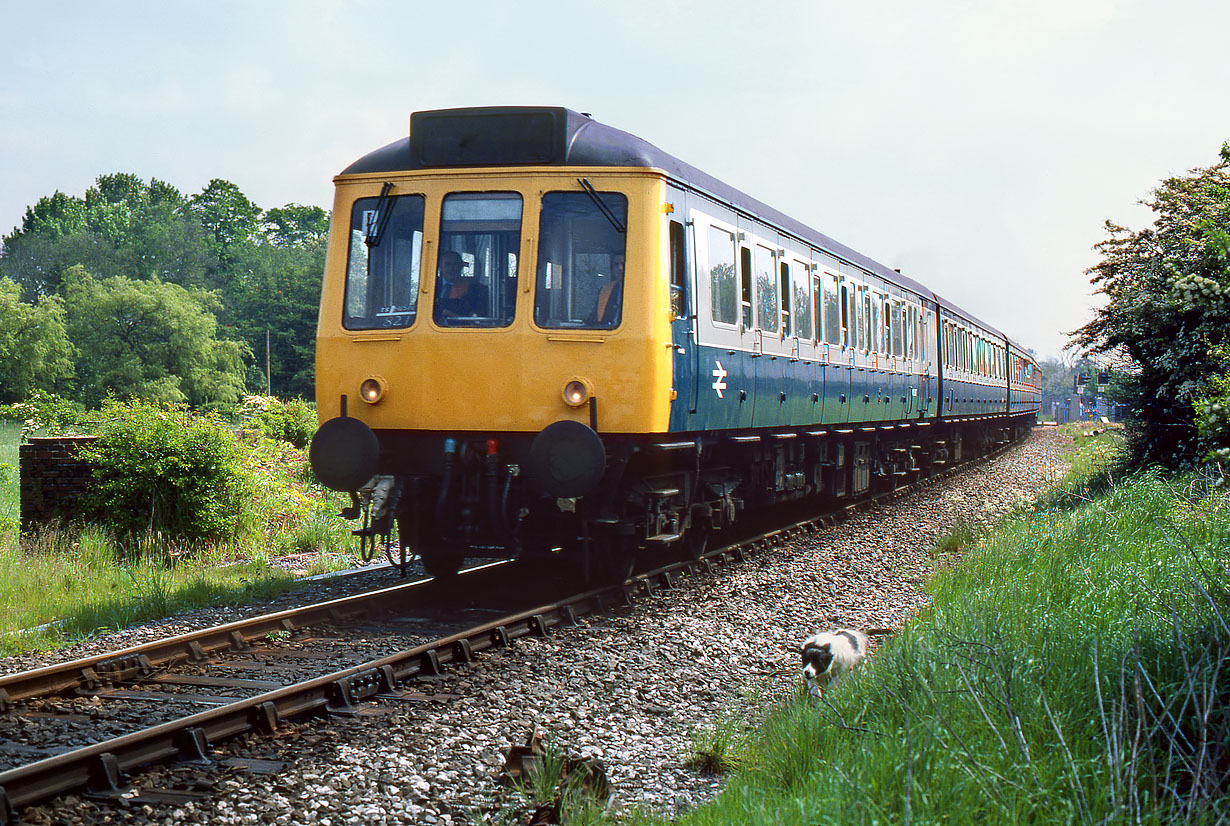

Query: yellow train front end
[309,109,678,576]
[315,168,672,435]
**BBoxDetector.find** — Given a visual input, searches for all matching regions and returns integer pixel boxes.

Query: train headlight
[562,379,591,407]
[359,377,385,404]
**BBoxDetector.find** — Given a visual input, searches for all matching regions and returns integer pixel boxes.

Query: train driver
[592,253,624,326]
[434,250,489,321]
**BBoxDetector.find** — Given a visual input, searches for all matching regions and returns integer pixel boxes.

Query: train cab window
[755,245,778,334]
[435,193,522,328]
[708,227,738,325]
[534,190,628,329]
[792,260,812,341]
[344,193,425,330]
[669,220,686,319]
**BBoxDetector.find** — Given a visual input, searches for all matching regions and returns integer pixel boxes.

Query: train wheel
[681,523,710,561]
[420,547,464,579]
[589,531,635,584]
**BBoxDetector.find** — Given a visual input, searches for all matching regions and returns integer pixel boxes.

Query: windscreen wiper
[364,182,395,247]
[578,178,625,233]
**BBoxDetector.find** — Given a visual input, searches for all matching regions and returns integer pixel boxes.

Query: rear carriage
[309,106,1040,577]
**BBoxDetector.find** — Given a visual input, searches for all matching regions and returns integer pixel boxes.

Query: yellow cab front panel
[315,168,674,437]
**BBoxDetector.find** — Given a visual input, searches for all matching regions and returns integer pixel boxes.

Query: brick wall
[19,436,98,531]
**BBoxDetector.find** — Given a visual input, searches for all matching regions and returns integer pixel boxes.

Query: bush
[236,394,317,449]
[0,389,88,438]
[78,399,255,544]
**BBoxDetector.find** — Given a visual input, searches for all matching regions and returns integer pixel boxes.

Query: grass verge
[653,425,1229,825]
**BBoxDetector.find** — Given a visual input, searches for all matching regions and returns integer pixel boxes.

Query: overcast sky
[4,0,1229,360]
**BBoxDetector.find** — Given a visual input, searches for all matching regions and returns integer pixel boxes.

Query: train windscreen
[534,191,628,330]
[433,193,522,328]
[343,194,424,330]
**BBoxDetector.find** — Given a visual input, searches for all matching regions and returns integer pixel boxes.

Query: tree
[6,190,87,243]
[1074,143,1230,467]
[187,179,260,253]
[61,266,248,408]
[262,204,329,249]
[0,277,75,402]
[224,241,323,398]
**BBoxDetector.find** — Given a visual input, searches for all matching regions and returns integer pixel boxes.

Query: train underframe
[346,413,1035,581]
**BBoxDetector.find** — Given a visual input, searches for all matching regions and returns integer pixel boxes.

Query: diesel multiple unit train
[309,106,1041,579]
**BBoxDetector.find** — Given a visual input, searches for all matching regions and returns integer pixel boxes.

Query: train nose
[527,420,606,498]
[309,416,381,491]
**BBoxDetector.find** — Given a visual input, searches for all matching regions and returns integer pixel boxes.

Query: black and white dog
[800,629,868,696]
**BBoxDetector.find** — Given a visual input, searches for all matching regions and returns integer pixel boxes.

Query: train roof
[342,106,1025,355]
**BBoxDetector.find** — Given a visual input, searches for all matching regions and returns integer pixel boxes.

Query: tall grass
[0,525,309,655]
[668,432,1229,825]
[0,419,19,536]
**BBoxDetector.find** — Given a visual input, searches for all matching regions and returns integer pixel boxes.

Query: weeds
[686,709,748,775]
[500,732,611,825]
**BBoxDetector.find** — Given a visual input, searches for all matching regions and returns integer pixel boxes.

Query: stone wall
[19,436,98,531]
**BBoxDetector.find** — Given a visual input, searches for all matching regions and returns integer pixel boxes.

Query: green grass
[645,427,1230,826]
[0,419,362,657]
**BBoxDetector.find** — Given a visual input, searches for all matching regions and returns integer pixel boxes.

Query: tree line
[0,173,326,407]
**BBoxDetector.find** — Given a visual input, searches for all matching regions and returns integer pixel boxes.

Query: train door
[803,262,826,426]
[667,191,697,433]
[693,214,751,430]
[783,254,816,426]
[737,240,759,427]
[892,298,909,420]
[929,306,942,418]
[869,289,889,423]
[851,281,873,424]
[751,239,787,428]
[820,268,852,424]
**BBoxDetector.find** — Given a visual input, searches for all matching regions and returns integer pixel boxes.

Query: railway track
[0,443,1014,824]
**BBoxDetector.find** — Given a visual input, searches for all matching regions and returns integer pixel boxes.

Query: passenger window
[839,283,849,348]
[793,261,812,341]
[533,190,627,329]
[755,245,778,334]
[882,299,891,356]
[812,270,823,344]
[669,220,686,319]
[858,287,869,352]
[870,297,882,354]
[344,193,425,330]
[779,261,791,337]
[905,306,915,360]
[892,302,903,357]
[826,274,841,347]
[436,192,522,328]
[740,247,753,327]
[708,227,738,325]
